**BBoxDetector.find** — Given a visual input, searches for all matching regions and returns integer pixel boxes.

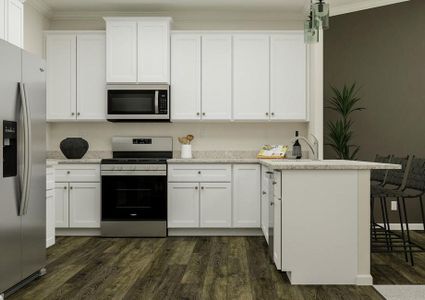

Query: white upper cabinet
[233,34,270,120]
[138,21,170,83]
[105,20,137,83]
[105,17,171,84]
[171,34,201,120]
[46,32,106,121]
[46,33,77,121]
[76,33,106,120]
[1,0,24,48]
[270,33,307,121]
[201,34,232,120]
[0,0,6,40]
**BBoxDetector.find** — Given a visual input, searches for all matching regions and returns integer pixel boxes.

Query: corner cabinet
[233,164,261,227]
[0,0,24,48]
[170,31,308,122]
[46,32,106,121]
[105,17,171,84]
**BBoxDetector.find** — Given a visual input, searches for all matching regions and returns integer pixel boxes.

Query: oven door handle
[154,90,159,114]
[101,171,167,176]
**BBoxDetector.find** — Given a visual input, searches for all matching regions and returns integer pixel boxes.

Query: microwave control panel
[158,91,168,114]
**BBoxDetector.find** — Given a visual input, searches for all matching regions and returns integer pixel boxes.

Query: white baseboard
[168,228,263,236]
[376,223,424,231]
[356,275,373,286]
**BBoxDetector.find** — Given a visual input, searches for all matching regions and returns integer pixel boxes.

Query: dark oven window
[102,175,167,221]
[108,90,156,114]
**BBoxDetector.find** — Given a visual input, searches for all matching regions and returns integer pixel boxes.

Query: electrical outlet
[391,201,397,211]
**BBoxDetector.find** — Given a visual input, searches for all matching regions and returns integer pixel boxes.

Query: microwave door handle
[154,91,159,114]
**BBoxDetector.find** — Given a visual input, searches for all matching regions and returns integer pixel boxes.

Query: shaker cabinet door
[200,183,232,228]
[55,183,69,228]
[46,34,77,121]
[168,183,200,227]
[69,183,101,228]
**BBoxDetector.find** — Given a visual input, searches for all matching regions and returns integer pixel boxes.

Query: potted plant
[326,83,365,160]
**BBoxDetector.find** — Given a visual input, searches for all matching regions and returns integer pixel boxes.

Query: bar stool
[371,155,411,261]
[378,157,425,265]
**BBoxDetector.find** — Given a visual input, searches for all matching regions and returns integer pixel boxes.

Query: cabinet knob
[196,112,200,116]
[273,181,277,185]
[202,112,206,116]
[77,112,81,116]
[262,191,267,195]
[67,171,70,174]
[265,112,269,116]
[198,171,201,174]
[70,186,73,190]
[71,112,75,116]
[64,186,67,190]
[195,186,199,190]
[201,186,204,190]
[270,201,274,206]
[271,112,275,116]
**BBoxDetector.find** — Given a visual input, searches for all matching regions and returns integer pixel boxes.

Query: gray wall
[324,0,425,223]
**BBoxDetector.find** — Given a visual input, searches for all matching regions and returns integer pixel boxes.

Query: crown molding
[26,0,53,17]
[330,0,410,16]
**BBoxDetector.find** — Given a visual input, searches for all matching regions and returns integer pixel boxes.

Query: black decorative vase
[60,138,89,159]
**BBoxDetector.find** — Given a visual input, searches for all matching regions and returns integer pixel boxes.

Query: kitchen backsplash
[47,122,309,152]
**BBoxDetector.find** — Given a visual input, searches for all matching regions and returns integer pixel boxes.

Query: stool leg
[419,196,425,233]
[402,197,414,266]
[371,197,377,240]
[397,197,408,263]
[380,197,390,250]
[382,197,393,251]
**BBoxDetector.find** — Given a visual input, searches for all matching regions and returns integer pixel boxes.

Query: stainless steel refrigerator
[0,39,46,297]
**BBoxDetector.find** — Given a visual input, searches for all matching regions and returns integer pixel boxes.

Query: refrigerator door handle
[18,82,31,216]
[23,83,32,215]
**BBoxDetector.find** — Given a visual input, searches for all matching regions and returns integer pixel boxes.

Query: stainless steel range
[100,136,172,237]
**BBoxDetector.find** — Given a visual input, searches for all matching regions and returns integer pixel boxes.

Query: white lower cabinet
[55,182,69,228]
[168,163,261,230]
[233,164,261,227]
[69,183,101,228]
[168,182,200,228]
[261,166,270,242]
[55,164,101,229]
[200,183,231,228]
[273,171,282,269]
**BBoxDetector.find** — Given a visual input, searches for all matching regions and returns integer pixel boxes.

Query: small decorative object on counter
[292,131,302,159]
[178,134,194,159]
[60,137,89,159]
[257,145,288,159]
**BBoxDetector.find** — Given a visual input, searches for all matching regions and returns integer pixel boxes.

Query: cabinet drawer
[55,164,100,182]
[168,164,231,182]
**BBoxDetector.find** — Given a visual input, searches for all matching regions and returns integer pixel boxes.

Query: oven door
[106,85,169,121]
[101,174,167,221]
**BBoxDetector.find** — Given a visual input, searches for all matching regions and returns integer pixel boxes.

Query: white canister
[181,144,192,159]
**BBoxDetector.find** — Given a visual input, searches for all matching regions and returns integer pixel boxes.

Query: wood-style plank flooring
[8,231,425,300]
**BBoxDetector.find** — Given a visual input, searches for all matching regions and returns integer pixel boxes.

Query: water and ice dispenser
[3,120,17,177]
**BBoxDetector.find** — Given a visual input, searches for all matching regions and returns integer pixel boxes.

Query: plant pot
[60,137,89,159]
[181,144,192,159]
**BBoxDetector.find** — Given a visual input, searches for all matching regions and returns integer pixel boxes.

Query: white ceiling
[29,0,410,16]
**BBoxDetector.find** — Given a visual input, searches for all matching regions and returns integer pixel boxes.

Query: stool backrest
[405,157,425,192]
[371,154,392,183]
[385,155,411,189]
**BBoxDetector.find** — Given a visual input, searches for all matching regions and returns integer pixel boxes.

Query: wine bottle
[292,131,302,159]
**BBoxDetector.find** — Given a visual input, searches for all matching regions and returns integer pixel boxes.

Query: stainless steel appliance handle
[23,83,32,215]
[154,90,159,114]
[18,82,29,216]
[101,171,167,176]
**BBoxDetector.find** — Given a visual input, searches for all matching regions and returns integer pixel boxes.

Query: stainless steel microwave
[106,84,170,122]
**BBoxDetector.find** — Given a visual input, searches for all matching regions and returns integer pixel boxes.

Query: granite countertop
[167,158,260,164]
[259,159,401,170]
[47,158,102,165]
